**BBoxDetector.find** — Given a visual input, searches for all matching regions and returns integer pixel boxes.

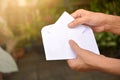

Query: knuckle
[71,66,78,71]
[68,63,79,71]
[74,19,80,24]
[75,9,83,13]
[79,9,85,12]
[76,10,80,13]
[68,63,75,69]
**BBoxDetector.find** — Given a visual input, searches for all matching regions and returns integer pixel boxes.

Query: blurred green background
[0,0,120,57]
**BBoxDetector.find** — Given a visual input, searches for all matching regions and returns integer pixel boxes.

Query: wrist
[95,56,109,71]
[93,13,112,32]
[105,15,120,34]
[93,56,120,75]
[86,55,107,71]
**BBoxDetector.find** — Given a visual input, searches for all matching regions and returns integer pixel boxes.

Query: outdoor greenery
[0,0,120,55]
[90,0,120,48]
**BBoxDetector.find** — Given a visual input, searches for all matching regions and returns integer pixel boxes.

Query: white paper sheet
[41,11,100,60]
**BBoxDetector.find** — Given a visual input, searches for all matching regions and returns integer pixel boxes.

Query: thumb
[69,40,99,57]
[69,40,83,56]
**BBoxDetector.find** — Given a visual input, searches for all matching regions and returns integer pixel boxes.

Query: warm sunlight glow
[17,0,27,7]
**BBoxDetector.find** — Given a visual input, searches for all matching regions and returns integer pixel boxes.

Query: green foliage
[90,0,120,47]
[95,32,118,47]
[1,0,120,50]
[90,0,120,15]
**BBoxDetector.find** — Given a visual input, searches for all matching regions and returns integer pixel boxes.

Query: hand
[67,40,106,72]
[68,9,120,35]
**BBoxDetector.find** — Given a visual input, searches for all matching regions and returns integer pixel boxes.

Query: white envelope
[41,11,100,60]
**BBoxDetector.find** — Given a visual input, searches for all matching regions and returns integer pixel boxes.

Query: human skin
[67,9,120,75]
[68,9,120,35]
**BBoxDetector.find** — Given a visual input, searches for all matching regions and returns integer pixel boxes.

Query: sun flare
[17,0,27,7]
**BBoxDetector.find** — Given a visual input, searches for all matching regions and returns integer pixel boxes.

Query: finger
[69,40,81,56]
[71,9,85,18]
[69,40,90,56]
[68,18,87,28]
[92,26,104,32]
[71,11,81,19]
[67,59,78,70]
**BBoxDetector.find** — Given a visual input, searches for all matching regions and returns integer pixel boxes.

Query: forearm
[105,14,120,35]
[95,56,120,75]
